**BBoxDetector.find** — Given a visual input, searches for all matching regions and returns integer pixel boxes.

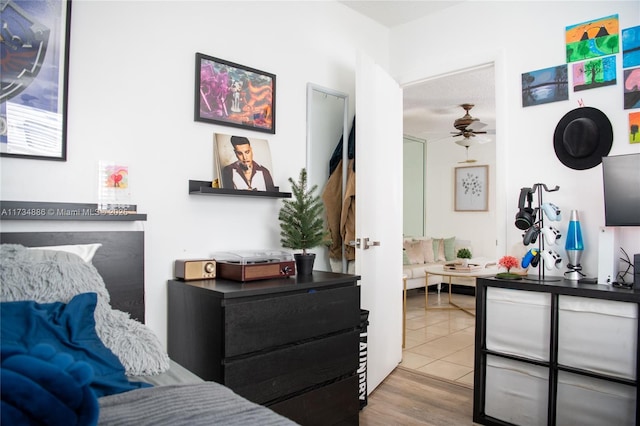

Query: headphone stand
[523,183,562,283]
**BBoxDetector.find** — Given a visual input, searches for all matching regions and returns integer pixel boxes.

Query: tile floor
[400,288,476,388]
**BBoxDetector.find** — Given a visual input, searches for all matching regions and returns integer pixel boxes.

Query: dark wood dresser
[168,271,361,425]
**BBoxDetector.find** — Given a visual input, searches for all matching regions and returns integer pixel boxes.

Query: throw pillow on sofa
[444,236,457,261]
[403,240,424,264]
[433,239,446,262]
[421,238,435,263]
[432,237,457,262]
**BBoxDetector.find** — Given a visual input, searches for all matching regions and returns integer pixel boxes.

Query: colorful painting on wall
[622,25,640,69]
[522,65,568,107]
[624,67,640,110]
[195,53,275,134]
[566,14,619,63]
[630,112,640,144]
[572,56,616,92]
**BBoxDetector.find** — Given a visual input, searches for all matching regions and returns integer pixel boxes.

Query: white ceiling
[338,1,464,27]
[403,65,496,142]
[338,1,496,144]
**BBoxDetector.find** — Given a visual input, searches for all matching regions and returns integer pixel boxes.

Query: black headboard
[0,231,145,323]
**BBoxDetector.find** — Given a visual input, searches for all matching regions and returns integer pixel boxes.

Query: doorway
[400,60,503,387]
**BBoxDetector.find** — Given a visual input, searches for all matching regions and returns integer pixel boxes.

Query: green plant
[457,248,472,259]
[278,168,328,254]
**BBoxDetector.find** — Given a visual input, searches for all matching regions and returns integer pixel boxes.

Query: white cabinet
[474,278,640,426]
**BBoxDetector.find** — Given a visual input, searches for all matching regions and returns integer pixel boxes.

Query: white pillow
[28,243,102,263]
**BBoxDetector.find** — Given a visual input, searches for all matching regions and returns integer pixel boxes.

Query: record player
[213,250,295,282]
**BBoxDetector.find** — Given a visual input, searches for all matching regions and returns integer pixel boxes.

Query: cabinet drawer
[269,375,359,426]
[225,330,359,404]
[224,285,360,357]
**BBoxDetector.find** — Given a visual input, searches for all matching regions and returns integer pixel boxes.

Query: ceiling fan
[451,103,488,139]
[451,103,494,163]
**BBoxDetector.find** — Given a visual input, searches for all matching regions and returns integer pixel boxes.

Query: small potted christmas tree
[278,168,328,275]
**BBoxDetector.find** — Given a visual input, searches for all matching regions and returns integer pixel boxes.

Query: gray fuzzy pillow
[0,244,169,376]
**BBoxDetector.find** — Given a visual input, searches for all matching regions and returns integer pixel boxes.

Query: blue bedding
[1,343,99,425]
[1,292,151,424]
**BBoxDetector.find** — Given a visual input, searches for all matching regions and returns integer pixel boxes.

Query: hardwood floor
[359,367,478,425]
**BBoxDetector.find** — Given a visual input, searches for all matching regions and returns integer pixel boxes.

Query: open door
[355,51,403,393]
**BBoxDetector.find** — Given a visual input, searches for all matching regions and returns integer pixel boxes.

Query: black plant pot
[294,253,315,276]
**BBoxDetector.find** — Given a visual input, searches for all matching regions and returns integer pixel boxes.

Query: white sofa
[403,236,476,291]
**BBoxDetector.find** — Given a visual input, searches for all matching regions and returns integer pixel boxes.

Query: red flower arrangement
[498,256,519,273]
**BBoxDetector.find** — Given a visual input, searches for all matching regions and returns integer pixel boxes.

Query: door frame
[397,49,508,259]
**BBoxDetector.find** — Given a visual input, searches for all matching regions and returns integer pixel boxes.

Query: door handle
[361,237,381,250]
[362,237,381,249]
[348,239,361,249]
[350,238,381,250]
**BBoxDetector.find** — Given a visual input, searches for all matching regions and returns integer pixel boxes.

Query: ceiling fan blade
[468,121,487,131]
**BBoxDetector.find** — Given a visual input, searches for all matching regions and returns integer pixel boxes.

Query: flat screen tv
[602,153,640,226]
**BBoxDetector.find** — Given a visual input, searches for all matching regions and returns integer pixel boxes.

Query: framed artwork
[455,165,488,212]
[565,14,619,63]
[213,133,276,191]
[97,161,131,210]
[1,0,72,160]
[521,65,568,107]
[630,112,640,144]
[622,25,640,69]
[624,67,640,110]
[572,55,616,92]
[195,53,276,134]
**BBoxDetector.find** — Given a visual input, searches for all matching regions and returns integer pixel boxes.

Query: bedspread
[98,382,298,425]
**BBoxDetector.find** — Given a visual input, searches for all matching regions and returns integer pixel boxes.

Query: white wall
[391,1,640,278]
[0,1,389,346]
[425,136,497,259]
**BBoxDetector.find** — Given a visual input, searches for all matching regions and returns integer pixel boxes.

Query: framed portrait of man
[214,133,276,192]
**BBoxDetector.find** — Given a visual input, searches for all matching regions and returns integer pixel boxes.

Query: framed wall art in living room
[0,0,72,161]
[195,53,276,134]
[455,165,488,212]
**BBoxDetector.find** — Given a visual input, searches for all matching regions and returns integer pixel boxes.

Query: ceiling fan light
[455,138,479,148]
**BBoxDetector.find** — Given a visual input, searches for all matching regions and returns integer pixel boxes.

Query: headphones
[515,187,537,230]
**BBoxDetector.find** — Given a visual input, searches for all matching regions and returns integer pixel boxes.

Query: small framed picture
[455,165,488,211]
[214,133,276,192]
[195,53,275,134]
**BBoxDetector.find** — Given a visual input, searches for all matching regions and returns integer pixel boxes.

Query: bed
[0,230,297,425]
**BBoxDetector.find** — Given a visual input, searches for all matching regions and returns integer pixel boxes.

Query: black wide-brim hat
[553,106,613,170]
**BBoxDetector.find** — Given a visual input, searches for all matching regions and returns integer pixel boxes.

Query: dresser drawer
[224,285,360,357]
[269,375,359,426]
[225,330,359,404]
